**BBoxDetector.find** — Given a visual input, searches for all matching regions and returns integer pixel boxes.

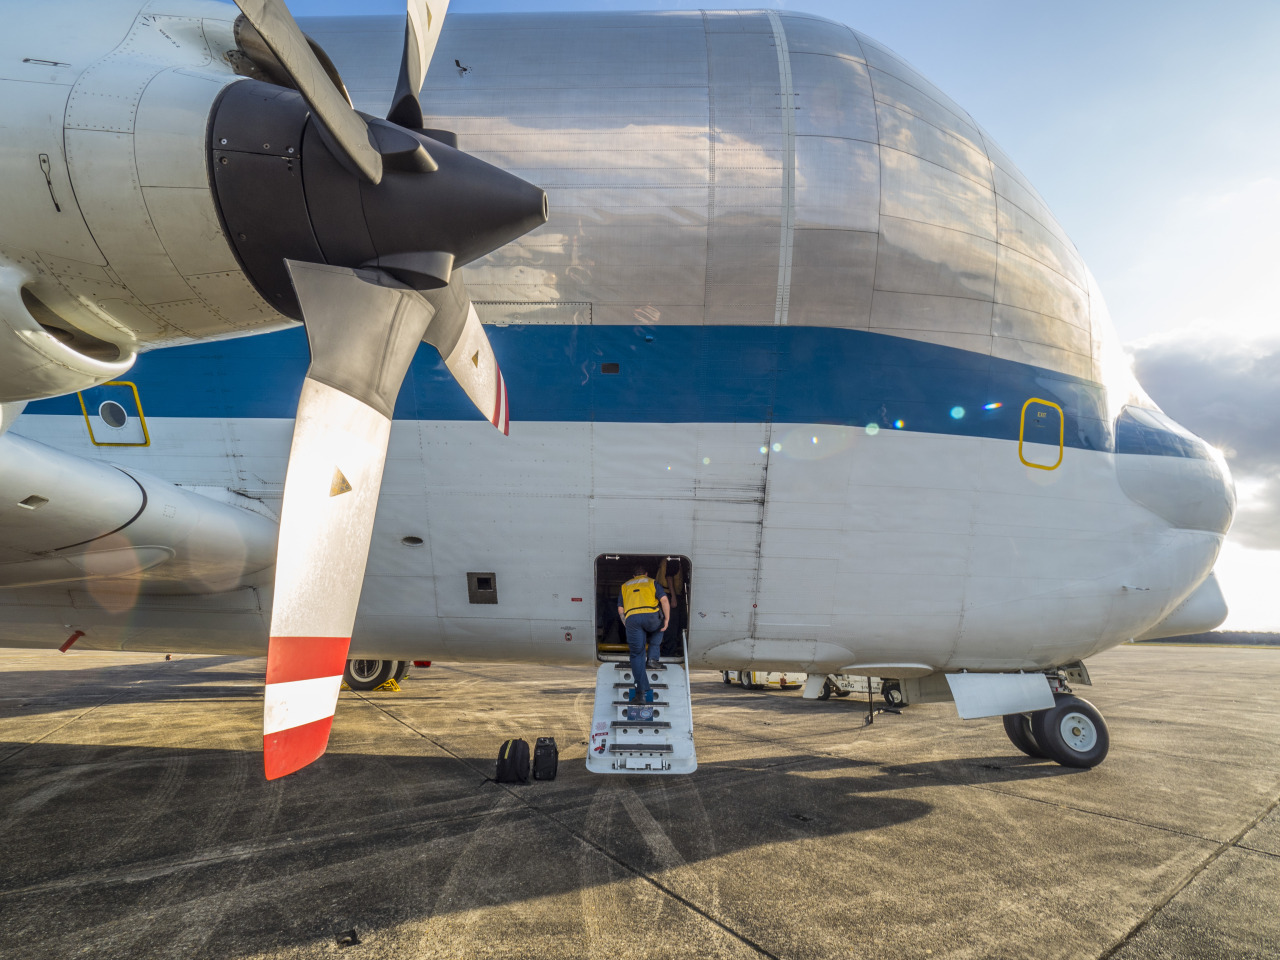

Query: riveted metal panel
[794,136,879,233]
[876,100,992,187]
[791,52,877,142]
[874,216,997,302]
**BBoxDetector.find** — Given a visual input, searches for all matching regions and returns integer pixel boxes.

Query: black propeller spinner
[208,37,546,320]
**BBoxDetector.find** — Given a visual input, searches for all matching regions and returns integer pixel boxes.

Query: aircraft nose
[1114,406,1235,533]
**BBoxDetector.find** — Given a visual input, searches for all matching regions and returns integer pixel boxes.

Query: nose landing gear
[1002,693,1110,768]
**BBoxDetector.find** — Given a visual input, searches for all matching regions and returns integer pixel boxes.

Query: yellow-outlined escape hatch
[1019,397,1063,470]
[77,381,150,447]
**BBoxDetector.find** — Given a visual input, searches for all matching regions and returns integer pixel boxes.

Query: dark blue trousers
[623,612,663,695]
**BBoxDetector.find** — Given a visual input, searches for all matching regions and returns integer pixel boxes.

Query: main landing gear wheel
[1002,712,1048,759]
[834,687,851,698]
[722,671,733,685]
[344,659,396,691]
[882,681,904,707]
[1030,694,1110,768]
[817,679,833,701]
[392,660,409,683]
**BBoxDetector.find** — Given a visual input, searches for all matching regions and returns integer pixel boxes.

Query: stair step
[609,743,674,754]
[612,700,669,707]
[589,659,697,776]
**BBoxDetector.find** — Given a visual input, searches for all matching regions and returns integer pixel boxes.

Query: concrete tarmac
[0,644,1277,960]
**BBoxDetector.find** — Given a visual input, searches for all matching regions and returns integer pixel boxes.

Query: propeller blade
[388,1,451,129]
[232,0,385,184]
[418,277,510,435]
[263,262,436,779]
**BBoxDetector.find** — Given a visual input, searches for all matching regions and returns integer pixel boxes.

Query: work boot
[644,689,655,704]
[646,659,660,669]
[627,688,641,704]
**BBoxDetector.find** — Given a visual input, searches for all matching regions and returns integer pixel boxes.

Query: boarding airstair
[585,652,697,774]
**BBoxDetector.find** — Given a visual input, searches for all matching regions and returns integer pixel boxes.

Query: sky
[290,1,1280,629]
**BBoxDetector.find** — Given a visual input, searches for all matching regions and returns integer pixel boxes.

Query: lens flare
[983,402,1002,411]
[865,423,879,436]
[950,406,965,419]
[894,420,904,429]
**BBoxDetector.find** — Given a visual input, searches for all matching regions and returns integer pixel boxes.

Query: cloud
[1107,177,1280,343]
[1129,332,1280,549]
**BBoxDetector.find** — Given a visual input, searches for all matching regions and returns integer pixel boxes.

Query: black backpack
[495,738,530,783]
[532,737,559,781]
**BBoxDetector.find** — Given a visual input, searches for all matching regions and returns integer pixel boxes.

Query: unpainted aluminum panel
[870,290,994,337]
[789,228,876,329]
[880,146,997,240]
[308,11,1106,380]
[996,195,1086,290]
[791,53,877,141]
[854,32,977,132]
[874,216,997,301]
[992,303,1091,357]
[778,14,865,61]
[865,67,983,150]
[875,101,992,187]
[994,244,1089,330]
[794,137,878,232]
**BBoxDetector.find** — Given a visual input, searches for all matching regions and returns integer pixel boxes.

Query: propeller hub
[208,80,548,319]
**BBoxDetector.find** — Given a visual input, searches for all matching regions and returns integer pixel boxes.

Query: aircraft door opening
[594,554,691,663]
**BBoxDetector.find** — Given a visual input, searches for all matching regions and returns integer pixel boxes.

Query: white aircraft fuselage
[0,4,1234,685]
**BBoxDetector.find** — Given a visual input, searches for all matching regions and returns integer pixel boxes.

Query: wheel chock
[340,682,351,691]
[374,678,401,692]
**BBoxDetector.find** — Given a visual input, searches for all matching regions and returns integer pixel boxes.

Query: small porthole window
[98,400,128,428]
[601,362,620,374]
[401,536,424,546]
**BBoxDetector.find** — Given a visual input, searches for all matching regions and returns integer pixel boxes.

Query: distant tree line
[1132,631,1280,646]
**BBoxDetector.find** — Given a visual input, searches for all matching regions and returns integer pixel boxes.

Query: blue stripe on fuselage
[29,324,1118,452]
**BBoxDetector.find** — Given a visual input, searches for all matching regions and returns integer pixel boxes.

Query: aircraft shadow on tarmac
[0,740,951,956]
[0,657,261,718]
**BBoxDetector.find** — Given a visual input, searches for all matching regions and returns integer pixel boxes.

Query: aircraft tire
[392,660,409,683]
[344,659,395,691]
[882,682,905,707]
[722,671,732,685]
[834,688,850,698]
[1030,694,1109,768]
[1002,712,1048,759]
[817,679,833,701]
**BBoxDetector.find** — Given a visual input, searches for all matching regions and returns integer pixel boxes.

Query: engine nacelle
[0,2,297,404]
[0,433,276,594]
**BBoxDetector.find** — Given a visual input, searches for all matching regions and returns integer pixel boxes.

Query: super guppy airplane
[0,1,1234,776]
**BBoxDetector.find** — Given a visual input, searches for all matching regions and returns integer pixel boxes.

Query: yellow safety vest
[620,576,659,618]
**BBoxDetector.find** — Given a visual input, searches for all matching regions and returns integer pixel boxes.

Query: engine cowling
[0,433,276,594]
